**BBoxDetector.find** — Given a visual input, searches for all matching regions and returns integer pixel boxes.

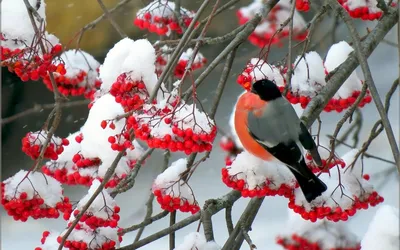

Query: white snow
[227,151,296,190]
[153,158,197,205]
[242,58,285,87]
[80,94,126,160]
[324,41,363,99]
[39,231,66,250]
[174,232,220,250]
[291,51,327,97]
[1,0,59,53]
[71,180,117,220]
[55,50,101,88]
[280,209,360,249]
[60,226,120,249]
[3,170,64,207]
[361,205,399,250]
[99,38,157,95]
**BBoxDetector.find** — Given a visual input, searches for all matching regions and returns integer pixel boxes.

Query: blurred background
[1,0,399,249]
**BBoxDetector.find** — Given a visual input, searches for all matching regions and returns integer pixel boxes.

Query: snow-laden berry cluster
[361,205,399,250]
[152,159,200,214]
[22,131,70,160]
[155,46,207,78]
[236,41,372,112]
[305,143,346,173]
[175,232,221,250]
[338,0,396,20]
[53,180,122,250]
[43,50,102,99]
[134,0,197,36]
[0,0,63,82]
[222,151,296,198]
[237,0,307,47]
[277,209,361,250]
[1,170,71,221]
[289,149,383,222]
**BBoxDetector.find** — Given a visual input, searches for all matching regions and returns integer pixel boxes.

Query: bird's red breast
[234,92,273,161]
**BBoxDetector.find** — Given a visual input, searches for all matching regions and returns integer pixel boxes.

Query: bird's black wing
[298,122,322,166]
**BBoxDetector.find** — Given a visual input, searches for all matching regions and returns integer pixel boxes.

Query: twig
[202,205,214,242]
[169,211,176,250]
[58,150,126,250]
[96,0,127,38]
[241,226,257,250]
[121,211,169,234]
[327,136,396,165]
[148,0,212,102]
[134,194,155,242]
[182,0,280,100]
[301,6,399,129]
[119,191,242,249]
[110,148,155,197]
[284,0,297,94]
[1,99,89,125]
[225,205,234,235]
[329,0,400,168]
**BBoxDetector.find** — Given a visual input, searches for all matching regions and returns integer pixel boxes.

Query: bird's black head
[251,79,282,101]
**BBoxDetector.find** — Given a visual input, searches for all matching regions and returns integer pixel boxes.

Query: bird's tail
[289,159,327,203]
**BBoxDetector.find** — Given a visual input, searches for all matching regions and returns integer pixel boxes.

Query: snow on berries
[237,0,307,47]
[22,130,69,160]
[134,0,197,36]
[289,149,383,222]
[237,58,285,91]
[43,50,102,98]
[222,151,296,198]
[175,232,221,250]
[361,205,399,250]
[1,0,63,83]
[155,46,207,78]
[152,158,200,214]
[289,51,327,108]
[36,231,67,250]
[324,41,372,112]
[131,100,216,154]
[338,0,396,20]
[305,143,346,173]
[276,209,360,250]
[1,170,71,222]
[66,180,120,229]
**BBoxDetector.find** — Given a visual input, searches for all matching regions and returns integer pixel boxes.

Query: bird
[234,79,327,202]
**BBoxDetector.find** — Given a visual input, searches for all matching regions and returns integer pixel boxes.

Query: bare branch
[96,0,127,38]
[1,99,89,125]
[225,205,234,235]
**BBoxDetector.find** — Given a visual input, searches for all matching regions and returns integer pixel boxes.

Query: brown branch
[96,0,127,38]
[121,211,169,234]
[329,0,400,168]
[119,191,242,250]
[134,194,155,243]
[225,205,234,235]
[1,99,89,125]
[284,0,297,93]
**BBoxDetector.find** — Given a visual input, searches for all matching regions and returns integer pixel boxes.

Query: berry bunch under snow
[134,0,197,36]
[36,231,67,250]
[155,46,207,78]
[277,210,360,250]
[152,159,200,214]
[324,41,372,112]
[51,180,122,250]
[1,170,71,222]
[130,100,216,155]
[22,131,70,160]
[43,50,102,99]
[175,232,221,250]
[0,0,63,83]
[237,0,307,47]
[360,205,399,250]
[222,151,296,198]
[305,143,346,173]
[237,41,372,112]
[338,0,396,20]
[288,149,383,222]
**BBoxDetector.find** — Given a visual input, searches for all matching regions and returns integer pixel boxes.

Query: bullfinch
[234,79,327,202]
